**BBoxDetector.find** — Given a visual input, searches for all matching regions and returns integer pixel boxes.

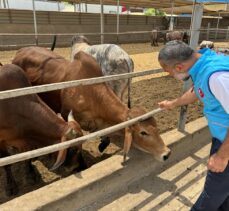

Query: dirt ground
[1,41,227,204]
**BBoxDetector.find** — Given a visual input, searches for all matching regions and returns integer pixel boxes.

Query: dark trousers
[191,138,229,211]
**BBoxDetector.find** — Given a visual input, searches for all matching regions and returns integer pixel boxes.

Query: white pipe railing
[0,28,228,36]
[0,108,163,167]
[0,67,164,166]
[0,68,163,100]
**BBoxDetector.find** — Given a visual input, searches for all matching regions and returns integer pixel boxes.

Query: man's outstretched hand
[158,100,177,110]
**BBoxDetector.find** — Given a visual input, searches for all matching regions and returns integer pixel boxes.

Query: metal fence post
[226,26,229,40]
[178,3,203,132]
[207,22,210,40]
[32,0,38,46]
[100,0,104,44]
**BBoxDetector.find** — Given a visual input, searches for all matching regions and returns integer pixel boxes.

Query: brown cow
[0,64,83,196]
[166,31,189,44]
[12,47,171,163]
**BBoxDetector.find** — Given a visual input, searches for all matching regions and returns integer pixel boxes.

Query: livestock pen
[0,41,209,206]
[0,0,229,210]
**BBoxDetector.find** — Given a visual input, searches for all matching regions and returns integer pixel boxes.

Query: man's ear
[174,63,184,72]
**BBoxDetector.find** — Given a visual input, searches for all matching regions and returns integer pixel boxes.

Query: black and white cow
[71,35,134,106]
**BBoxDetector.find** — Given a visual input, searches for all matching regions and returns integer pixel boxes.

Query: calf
[71,35,134,106]
[0,64,83,196]
[12,47,171,163]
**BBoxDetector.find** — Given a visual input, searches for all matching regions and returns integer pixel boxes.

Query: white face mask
[173,70,190,81]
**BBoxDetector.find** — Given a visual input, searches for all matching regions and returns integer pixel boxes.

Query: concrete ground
[82,142,209,211]
[0,118,210,211]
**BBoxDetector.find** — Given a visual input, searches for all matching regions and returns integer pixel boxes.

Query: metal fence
[0,68,164,167]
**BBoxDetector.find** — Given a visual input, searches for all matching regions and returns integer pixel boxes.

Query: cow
[150,29,167,47]
[166,31,189,44]
[0,64,83,196]
[12,47,171,166]
[71,35,134,107]
[199,40,229,55]
[71,35,134,151]
[199,40,214,49]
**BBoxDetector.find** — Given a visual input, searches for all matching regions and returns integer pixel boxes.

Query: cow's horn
[50,149,67,171]
[50,135,68,171]
[68,110,75,122]
[123,127,133,162]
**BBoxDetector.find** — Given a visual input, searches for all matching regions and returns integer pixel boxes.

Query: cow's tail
[50,35,57,51]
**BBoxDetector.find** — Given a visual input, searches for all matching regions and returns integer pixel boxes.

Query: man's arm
[158,86,198,110]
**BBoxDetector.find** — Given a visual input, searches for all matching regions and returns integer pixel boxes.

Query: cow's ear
[73,53,79,60]
[123,127,133,162]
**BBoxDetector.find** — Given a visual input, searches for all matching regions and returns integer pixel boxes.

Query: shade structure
[197,0,229,2]
[162,3,228,14]
[48,0,194,9]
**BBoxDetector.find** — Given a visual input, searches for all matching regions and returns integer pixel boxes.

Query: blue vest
[189,48,229,142]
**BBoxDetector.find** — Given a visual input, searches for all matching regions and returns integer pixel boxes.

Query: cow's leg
[152,40,155,46]
[4,165,18,196]
[98,137,111,153]
[0,149,18,196]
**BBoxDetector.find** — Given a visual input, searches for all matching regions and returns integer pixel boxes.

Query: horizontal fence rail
[0,28,228,37]
[0,108,163,167]
[0,68,163,100]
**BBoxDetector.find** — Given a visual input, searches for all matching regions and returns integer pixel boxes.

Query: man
[158,40,229,211]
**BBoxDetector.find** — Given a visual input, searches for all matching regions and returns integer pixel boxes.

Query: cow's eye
[140,131,148,136]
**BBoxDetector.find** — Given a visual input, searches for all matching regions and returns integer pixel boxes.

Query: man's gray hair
[158,40,194,66]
